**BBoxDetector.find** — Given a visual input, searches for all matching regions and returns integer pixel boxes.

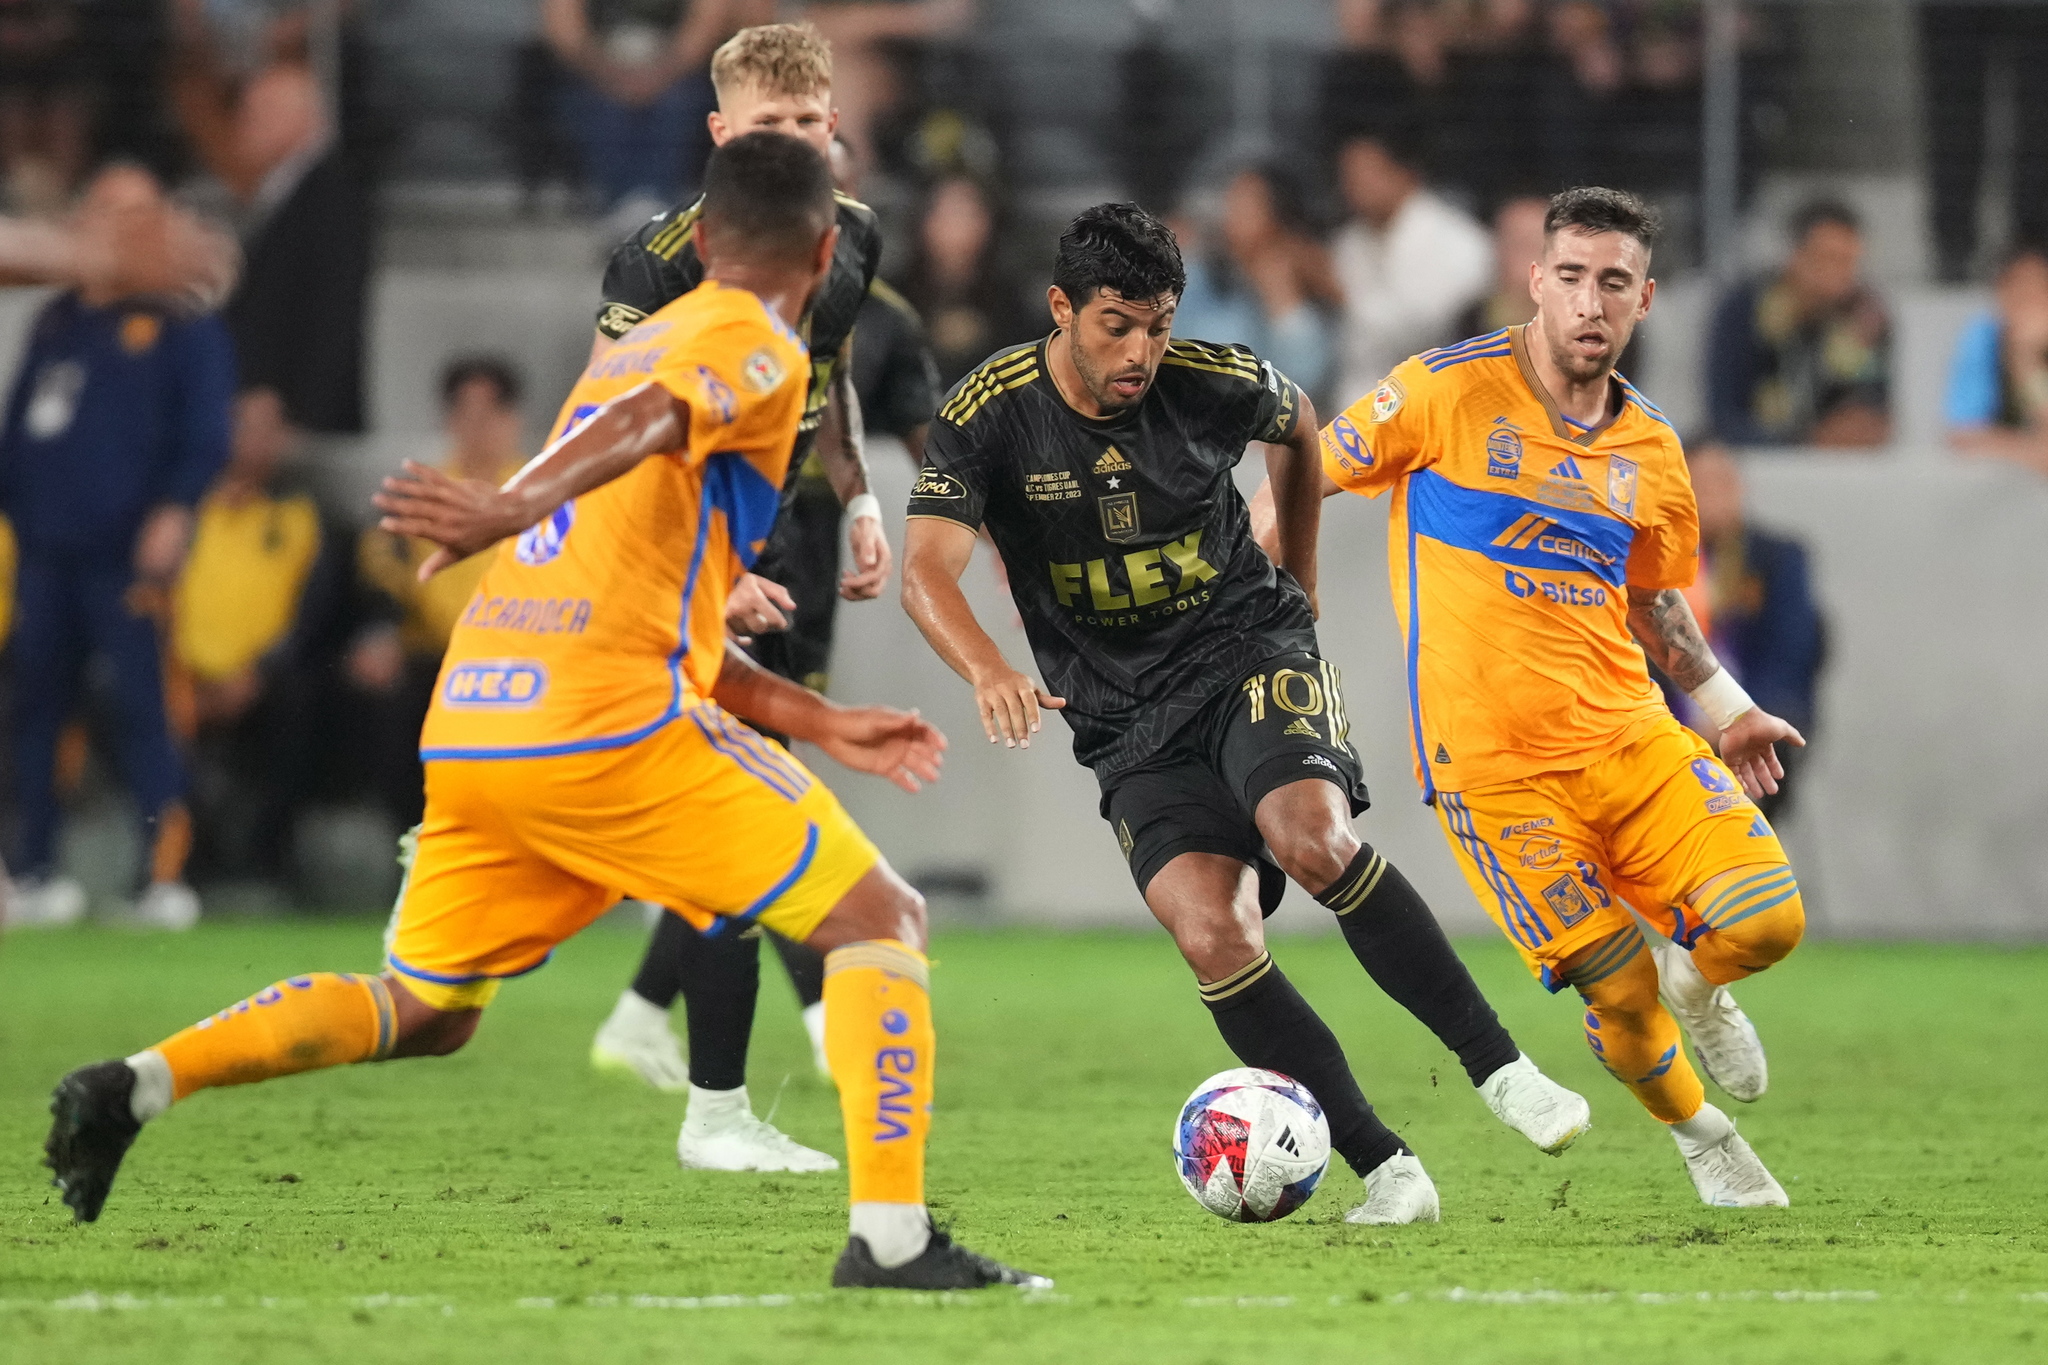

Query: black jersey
[850,278,942,443]
[908,334,1318,782]
[595,190,884,471]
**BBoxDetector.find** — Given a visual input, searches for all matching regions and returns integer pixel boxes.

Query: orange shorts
[1433,714,1788,992]
[384,704,880,1010]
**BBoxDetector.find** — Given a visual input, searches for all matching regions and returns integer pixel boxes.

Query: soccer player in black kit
[583,23,897,1175]
[901,204,1591,1222]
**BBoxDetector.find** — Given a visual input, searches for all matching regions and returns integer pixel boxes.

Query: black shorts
[1100,651,1369,917]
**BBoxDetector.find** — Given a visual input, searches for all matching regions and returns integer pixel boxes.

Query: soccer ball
[1173,1067,1330,1222]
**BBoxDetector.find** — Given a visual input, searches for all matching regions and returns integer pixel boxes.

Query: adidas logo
[1434,743,1452,764]
[1094,445,1132,474]
[1549,457,1583,479]
[1284,718,1320,738]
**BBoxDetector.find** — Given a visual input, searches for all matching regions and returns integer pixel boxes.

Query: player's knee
[811,860,927,952]
[1173,913,1262,984]
[1715,888,1805,969]
[1264,822,1359,899]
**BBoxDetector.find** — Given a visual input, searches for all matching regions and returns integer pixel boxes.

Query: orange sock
[150,973,396,1103]
[823,941,933,1207]
[1568,934,1705,1124]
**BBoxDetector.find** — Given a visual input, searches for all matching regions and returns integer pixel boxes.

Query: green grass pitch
[3,919,2045,1364]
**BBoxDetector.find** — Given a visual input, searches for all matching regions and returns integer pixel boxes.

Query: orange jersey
[420,280,807,759]
[1322,324,1697,797]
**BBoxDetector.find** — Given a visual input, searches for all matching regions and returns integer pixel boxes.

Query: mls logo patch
[1486,421,1523,479]
[1370,377,1406,423]
[741,347,785,393]
[1542,873,1596,928]
[1607,455,1639,516]
[1099,491,1140,543]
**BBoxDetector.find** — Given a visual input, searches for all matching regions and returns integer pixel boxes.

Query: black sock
[629,910,693,1009]
[1199,953,1407,1177]
[1316,845,1521,1087]
[769,930,826,1009]
[673,924,762,1092]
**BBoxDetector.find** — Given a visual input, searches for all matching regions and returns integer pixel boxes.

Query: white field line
[2,1288,2043,1314]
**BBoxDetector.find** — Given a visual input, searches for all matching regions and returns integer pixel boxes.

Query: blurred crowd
[4,0,2048,920]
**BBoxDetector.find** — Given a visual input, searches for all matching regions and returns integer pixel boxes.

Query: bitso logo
[1486,420,1524,478]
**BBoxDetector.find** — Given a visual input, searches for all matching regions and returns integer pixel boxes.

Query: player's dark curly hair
[1545,186,1663,254]
[1052,202,1186,310]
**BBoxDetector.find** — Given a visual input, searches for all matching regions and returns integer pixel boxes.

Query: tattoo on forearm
[1629,588,1719,691]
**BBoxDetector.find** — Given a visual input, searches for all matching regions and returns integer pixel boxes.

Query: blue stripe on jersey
[1406,469,1636,588]
[691,708,807,801]
[1424,345,1513,372]
[702,450,782,569]
[1441,793,1551,951]
[1420,329,1511,364]
[1619,381,1673,428]
[1404,512,1433,805]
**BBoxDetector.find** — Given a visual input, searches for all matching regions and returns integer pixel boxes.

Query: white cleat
[591,990,690,1092]
[1671,1103,1787,1207]
[1479,1052,1592,1154]
[131,882,199,931]
[7,875,87,928]
[800,1000,831,1080]
[677,1085,839,1173]
[1648,935,1768,1101]
[1344,1151,1440,1225]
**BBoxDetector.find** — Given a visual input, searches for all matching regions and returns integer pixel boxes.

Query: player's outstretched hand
[373,461,527,580]
[841,516,892,600]
[727,572,795,641]
[818,707,948,793]
[1717,708,1805,800]
[970,664,1065,750]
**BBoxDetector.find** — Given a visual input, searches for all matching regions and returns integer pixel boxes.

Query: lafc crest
[1098,491,1140,543]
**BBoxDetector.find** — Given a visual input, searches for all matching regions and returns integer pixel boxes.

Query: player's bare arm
[712,645,945,793]
[1262,389,1325,616]
[814,342,892,599]
[901,515,1064,748]
[1246,466,1342,565]
[1626,585,1804,799]
[374,380,688,579]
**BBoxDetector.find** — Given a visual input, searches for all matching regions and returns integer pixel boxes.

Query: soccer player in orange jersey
[42,133,1044,1290]
[1294,187,1807,1208]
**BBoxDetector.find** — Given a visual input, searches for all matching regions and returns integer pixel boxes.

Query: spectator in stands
[174,386,356,895]
[0,0,91,214]
[1943,243,2048,476]
[349,356,528,832]
[541,0,743,215]
[222,64,372,435]
[1675,439,1825,821]
[1706,200,1891,449]
[1174,164,1340,406]
[0,164,235,929]
[902,173,1033,389]
[1329,122,1491,403]
[1919,4,2048,282]
[803,0,970,164]
[1457,193,1548,339]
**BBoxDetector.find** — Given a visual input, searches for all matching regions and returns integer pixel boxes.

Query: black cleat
[831,1228,1052,1290]
[44,1060,143,1223]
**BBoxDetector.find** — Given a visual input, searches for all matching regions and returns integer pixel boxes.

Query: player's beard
[1542,320,1622,388]
[1072,341,1152,413]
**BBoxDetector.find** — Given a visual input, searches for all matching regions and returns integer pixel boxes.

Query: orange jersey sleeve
[420,282,808,760]
[1321,356,1441,496]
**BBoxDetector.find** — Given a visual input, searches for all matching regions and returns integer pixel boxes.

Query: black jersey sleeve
[595,204,704,338]
[1161,338,1304,453]
[905,412,989,528]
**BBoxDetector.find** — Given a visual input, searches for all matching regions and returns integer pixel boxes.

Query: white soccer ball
[1173,1067,1331,1222]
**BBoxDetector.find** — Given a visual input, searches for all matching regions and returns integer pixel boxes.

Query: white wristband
[1688,666,1755,731]
[845,492,881,524]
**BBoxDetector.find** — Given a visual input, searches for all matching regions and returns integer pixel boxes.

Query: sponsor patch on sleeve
[1370,377,1406,423]
[596,302,647,339]
[741,347,786,393]
[911,468,964,500]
